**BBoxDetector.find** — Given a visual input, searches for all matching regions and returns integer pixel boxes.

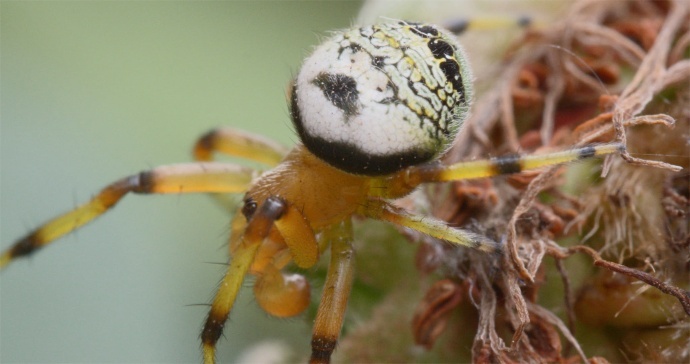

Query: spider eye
[241,197,258,219]
[291,22,473,176]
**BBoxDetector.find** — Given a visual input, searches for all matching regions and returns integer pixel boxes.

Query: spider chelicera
[1,21,622,363]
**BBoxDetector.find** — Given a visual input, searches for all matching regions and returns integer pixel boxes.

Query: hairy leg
[0,162,253,268]
[373,143,623,198]
[415,143,623,183]
[201,196,287,364]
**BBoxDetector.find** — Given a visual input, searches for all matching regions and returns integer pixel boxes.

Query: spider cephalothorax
[292,22,473,175]
[1,20,622,364]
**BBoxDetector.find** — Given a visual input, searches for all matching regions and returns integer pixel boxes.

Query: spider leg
[252,203,318,318]
[359,199,501,254]
[273,202,319,268]
[397,143,624,189]
[0,162,253,269]
[193,127,289,211]
[201,196,290,363]
[310,220,355,364]
[202,197,321,361]
[444,14,535,34]
[193,127,289,165]
[232,201,319,272]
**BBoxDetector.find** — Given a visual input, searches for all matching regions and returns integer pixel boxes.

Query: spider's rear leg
[193,127,289,211]
[193,127,289,165]
[0,162,254,269]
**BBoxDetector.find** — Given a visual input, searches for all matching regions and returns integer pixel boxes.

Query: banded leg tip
[193,129,217,161]
[2,234,42,268]
[310,336,337,364]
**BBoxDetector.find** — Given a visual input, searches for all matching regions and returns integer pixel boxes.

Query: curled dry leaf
[412,279,464,350]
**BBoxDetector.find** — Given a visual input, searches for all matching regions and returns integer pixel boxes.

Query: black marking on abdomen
[410,24,439,38]
[428,39,454,60]
[292,82,434,176]
[312,72,360,118]
[372,56,385,69]
[439,60,465,103]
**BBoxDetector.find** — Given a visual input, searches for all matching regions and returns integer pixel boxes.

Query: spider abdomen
[292,22,473,176]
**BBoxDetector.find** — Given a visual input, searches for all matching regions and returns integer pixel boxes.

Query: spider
[1,21,622,363]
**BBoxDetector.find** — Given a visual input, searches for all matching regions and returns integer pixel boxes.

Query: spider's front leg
[201,196,286,364]
[409,143,624,184]
[202,196,322,363]
[0,163,254,269]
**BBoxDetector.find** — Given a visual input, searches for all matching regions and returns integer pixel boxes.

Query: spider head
[291,21,473,176]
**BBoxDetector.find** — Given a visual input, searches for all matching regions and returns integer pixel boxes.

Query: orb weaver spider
[1,21,622,363]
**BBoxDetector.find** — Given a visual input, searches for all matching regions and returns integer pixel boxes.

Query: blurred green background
[0,2,362,362]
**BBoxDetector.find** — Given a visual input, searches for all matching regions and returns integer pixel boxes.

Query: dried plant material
[620,321,690,362]
[576,269,687,327]
[443,179,499,225]
[549,244,690,318]
[412,279,463,349]
[591,260,690,317]
[523,310,563,361]
[527,302,587,363]
[554,257,576,334]
[431,0,688,362]
[339,0,689,362]
[588,356,612,364]
[611,0,687,172]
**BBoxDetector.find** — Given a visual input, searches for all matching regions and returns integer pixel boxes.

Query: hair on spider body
[1,20,624,364]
